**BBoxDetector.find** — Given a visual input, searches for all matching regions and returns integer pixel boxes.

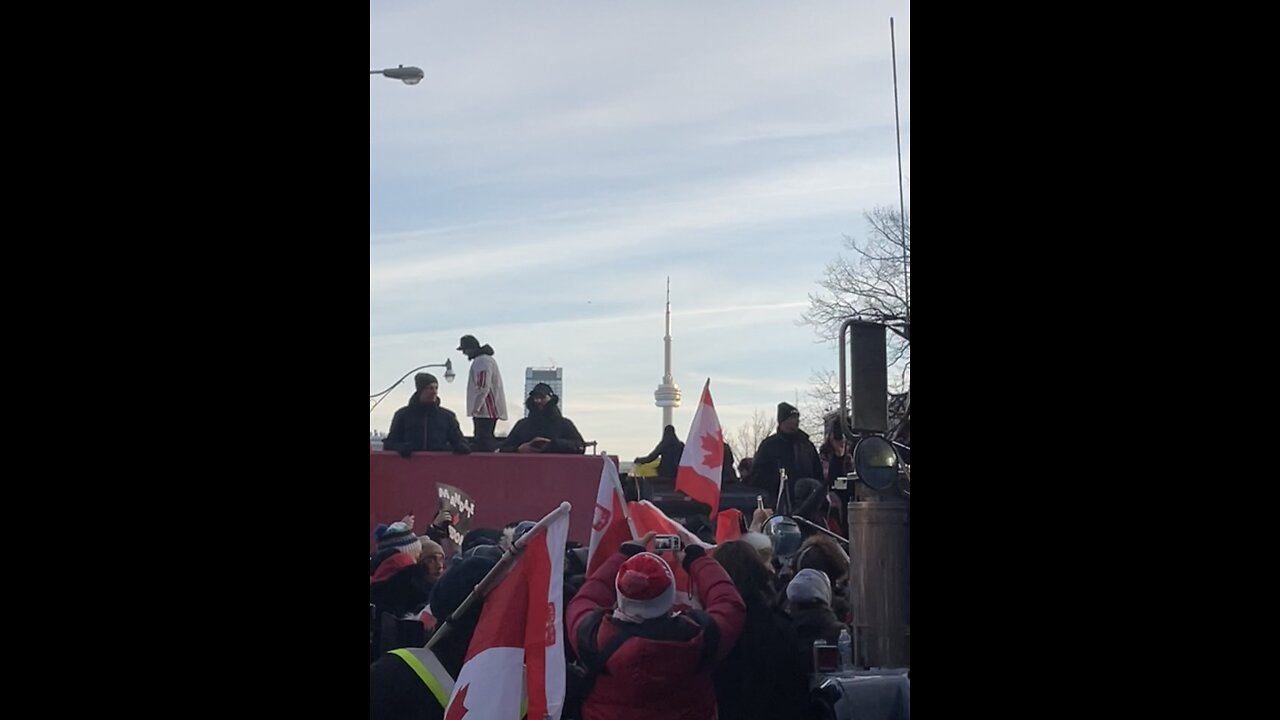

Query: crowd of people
[371,333,883,718]
[370,512,856,720]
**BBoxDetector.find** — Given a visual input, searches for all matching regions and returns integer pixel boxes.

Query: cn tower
[654,277,682,428]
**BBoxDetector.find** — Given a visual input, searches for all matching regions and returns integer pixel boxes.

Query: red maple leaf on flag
[700,430,723,467]
[445,684,470,720]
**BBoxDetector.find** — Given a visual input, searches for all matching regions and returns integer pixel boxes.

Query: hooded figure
[499,382,586,454]
[383,373,472,457]
[786,568,848,669]
[634,425,684,479]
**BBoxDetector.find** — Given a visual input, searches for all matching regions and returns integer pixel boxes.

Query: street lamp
[371,63,423,416]
[369,360,456,413]
[370,64,424,85]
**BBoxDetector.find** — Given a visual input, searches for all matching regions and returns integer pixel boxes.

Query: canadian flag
[675,379,725,521]
[444,506,569,720]
[586,458,636,577]
[627,499,713,609]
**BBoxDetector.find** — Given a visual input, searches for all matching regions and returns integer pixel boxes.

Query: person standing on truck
[457,334,507,452]
[383,373,472,457]
[748,402,821,510]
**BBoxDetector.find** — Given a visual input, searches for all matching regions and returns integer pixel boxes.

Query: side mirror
[763,515,802,558]
[853,435,899,491]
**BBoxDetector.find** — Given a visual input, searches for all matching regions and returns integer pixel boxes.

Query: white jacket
[466,354,507,420]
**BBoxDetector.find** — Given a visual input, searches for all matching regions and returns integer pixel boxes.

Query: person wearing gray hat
[785,568,848,671]
[383,373,472,458]
[457,334,507,452]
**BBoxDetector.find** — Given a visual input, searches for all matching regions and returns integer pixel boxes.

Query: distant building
[524,367,563,416]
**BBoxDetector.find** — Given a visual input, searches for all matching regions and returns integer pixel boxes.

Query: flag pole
[427,502,571,650]
[620,493,639,541]
[607,458,640,540]
[623,510,639,541]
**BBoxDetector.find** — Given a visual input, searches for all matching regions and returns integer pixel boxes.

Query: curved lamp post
[370,360,455,413]
[370,63,424,419]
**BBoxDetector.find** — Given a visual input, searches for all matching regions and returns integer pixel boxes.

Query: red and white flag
[627,499,713,609]
[586,458,636,577]
[675,379,725,521]
[444,506,569,720]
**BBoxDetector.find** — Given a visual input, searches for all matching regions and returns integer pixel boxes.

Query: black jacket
[499,395,585,454]
[370,651,445,720]
[637,437,684,479]
[721,443,738,486]
[789,601,847,670]
[713,602,812,720]
[369,554,435,619]
[748,430,822,506]
[384,396,471,455]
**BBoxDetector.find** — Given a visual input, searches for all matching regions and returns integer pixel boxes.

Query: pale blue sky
[370,1,909,457]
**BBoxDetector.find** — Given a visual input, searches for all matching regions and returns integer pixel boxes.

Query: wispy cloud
[369,1,909,455]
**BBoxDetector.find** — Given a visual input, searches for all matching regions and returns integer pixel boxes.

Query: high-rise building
[524,366,563,416]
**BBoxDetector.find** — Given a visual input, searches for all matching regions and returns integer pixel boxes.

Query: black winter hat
[778,402,800,424]
[461,527,503,554]
[429,553,499,623]
[415,373,439,391]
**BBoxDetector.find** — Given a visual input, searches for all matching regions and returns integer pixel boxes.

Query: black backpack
[562,608,720,719]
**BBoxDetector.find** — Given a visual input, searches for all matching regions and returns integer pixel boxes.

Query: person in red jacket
[567,532,746,720]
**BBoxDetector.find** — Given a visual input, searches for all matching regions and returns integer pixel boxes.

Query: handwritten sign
[436,482,477,547]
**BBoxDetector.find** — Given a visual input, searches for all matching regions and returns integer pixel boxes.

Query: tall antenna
[654,276,681,428]
[890,17,909,319]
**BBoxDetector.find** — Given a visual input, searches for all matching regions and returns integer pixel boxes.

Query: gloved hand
[681,543,705,571]
[620,541,647,557]
[398,446,413,459]
[433,510,452,529]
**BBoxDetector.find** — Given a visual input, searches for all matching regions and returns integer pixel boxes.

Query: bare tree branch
[729,409,775,462]
[801,205,911,404]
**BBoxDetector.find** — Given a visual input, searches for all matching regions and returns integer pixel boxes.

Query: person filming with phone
[566,531,745,720]
[499,382,586,454]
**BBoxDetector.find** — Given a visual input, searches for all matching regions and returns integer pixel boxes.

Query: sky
[370,1,909,459]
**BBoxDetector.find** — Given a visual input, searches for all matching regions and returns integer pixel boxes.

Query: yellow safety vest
[389,647,454,708]
[389,648,530,717]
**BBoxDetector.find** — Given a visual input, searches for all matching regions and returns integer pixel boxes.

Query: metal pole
[369,361,452,413]
[890,18,908,318]
[792,515,851,548]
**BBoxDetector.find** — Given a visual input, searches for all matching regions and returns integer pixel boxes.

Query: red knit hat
[615,552,676,620]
